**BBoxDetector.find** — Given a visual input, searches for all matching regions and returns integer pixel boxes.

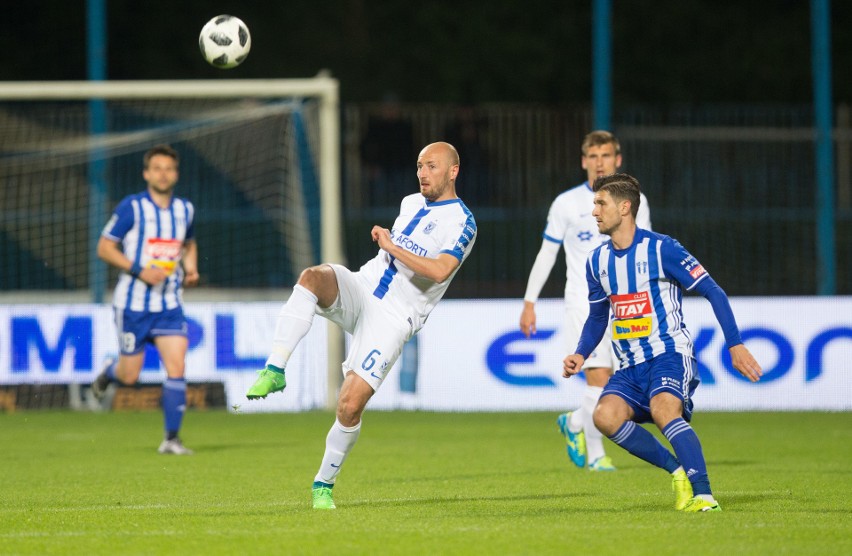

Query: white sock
[266,285,318,369]
[582,385,606,463]
[568,406,584,433]
[314,419,361,484]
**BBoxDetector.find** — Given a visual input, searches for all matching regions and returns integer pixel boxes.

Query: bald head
[419,141,460,166]
[416,142,460,202]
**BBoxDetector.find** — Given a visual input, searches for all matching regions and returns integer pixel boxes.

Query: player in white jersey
[564,173,762,512]
[520,131,650,472]
[90,145,199,455]
[245,142,476,510]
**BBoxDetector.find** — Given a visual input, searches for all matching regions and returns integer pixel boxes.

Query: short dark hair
[143,144,179,169]
[593,173,640,218]
[581,130,620,156]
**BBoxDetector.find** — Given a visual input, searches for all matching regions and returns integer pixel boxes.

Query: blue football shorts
[602,351,700,423]
[114,306,188,355]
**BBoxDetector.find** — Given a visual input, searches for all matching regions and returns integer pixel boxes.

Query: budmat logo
[612,317,652,340]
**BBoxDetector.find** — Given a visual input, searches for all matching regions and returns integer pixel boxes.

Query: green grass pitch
[1,410,850,555]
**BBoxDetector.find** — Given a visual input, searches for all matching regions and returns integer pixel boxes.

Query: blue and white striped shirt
[102,191,195,313]
[584,228,708,369]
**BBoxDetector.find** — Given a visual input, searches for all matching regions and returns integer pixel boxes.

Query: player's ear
[449,163,459,180]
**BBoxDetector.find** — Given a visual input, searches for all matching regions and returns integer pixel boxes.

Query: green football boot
[589,456,616,472]
[682,496,721,513]
[246,364,287,400]
[312,481,336,510]
[672,468,693,510]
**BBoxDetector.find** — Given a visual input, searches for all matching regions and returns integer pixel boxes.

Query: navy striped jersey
[101,191,195,312]
[585,228,709,368]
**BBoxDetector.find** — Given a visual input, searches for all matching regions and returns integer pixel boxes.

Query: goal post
[0,78,344,409]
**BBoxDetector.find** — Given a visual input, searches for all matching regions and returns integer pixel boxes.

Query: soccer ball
[198,15,251,69]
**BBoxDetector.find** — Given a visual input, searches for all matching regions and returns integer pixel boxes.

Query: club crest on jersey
[636,261,648,274]
[423,221,436,234]
[610,291,651,319]
[577,230,594,241]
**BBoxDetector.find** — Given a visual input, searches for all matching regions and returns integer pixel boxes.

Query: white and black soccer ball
[198,15,251,69]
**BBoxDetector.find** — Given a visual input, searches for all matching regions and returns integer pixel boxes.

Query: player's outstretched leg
[557,412,586,467]
[246,364,287,399]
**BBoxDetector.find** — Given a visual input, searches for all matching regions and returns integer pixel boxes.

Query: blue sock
[162,378,187,440]
[609,421,680,473]
[663,418,711,495]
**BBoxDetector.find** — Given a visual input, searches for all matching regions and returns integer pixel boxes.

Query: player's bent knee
[336,401,364,427]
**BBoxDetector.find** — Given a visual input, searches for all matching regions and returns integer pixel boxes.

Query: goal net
[0,79,343,413]
[0,79,342,296]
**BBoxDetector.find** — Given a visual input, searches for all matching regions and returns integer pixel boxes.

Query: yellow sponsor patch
[612,316,653,340]
[148,260,178,276]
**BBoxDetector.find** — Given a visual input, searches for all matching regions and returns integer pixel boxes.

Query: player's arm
[520,239,561,337]
[693,276,762,382]
[371,226,460,283]
[96,236,166,286]
[182,239,200,287]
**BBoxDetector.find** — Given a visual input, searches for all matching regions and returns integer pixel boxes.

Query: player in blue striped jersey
[521,130,651,472]
[246,142,477,509]
[91,145,199,455]
[563,173,762,512]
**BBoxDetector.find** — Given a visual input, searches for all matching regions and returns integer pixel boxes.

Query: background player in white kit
[91,144,199,455]
[520,131,651,471]
[245,142,476,510]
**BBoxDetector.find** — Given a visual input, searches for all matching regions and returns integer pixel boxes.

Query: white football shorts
[564,300,617,371]
[317,264,414,391]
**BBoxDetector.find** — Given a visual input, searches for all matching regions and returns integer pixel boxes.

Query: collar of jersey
[609,227,645,255]
[144,190,175,209]
[424,197,461,207]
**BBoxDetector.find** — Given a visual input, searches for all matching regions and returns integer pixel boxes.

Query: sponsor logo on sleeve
[689,264,706,280]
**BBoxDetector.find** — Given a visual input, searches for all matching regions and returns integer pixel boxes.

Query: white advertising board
[0,303,327,412]
[370,297,852,411]
[2,298,850,411]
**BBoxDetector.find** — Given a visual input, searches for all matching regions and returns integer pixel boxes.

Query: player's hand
[729,344,762,382]
[520,302,537,337]
[563,354,585,377]
[371,226,394,253]
[183,268,200,287]
[138,266,168,286]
